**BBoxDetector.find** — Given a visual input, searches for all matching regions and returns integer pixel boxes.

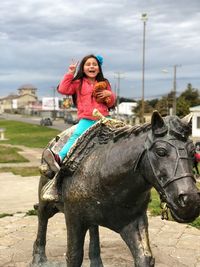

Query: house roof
[190,105,200,111]
[18,84,37,90]
[0,93,37,101]
[0,94,18,100]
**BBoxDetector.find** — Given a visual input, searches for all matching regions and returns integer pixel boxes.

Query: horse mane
[60,115,191,175]
[112,122,151,141]
[61,121,151,174]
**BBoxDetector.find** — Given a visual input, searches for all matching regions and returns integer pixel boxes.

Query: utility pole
[162,65,181,116]
[114,72,124,119]
[172,64,181,115]
[141,13,148,123]
[173,65,177,116]
[52,86,56,120]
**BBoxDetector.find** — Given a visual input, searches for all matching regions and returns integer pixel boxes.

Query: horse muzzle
[168,190,200,223]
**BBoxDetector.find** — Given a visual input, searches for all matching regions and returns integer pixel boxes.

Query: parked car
[40,117,53,126]
[64,112,78,125]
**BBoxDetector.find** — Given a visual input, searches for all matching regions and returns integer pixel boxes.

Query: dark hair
[72,54,110,107]
[73,54,106,82]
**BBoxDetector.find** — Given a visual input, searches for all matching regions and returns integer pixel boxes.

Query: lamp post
[141,13,148,123]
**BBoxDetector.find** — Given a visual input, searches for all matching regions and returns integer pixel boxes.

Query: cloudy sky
[0,0,200,100]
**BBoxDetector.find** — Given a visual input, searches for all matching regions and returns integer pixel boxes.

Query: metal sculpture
[32,111,200,267]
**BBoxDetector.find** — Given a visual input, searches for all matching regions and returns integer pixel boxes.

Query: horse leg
[64,210,87,267]
[32,201,58,266]
[88,226,103,267]
[120,213,155,267]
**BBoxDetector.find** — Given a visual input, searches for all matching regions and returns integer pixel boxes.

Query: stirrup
[41,175,59,202]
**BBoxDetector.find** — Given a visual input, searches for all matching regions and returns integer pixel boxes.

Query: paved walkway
[0,146,199,267]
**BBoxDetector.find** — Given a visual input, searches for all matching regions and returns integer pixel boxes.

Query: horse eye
[156,148,167,157]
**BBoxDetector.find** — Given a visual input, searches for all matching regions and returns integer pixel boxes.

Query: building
[118,102,138,116]
[0,84,38,114]
[113,102,137,124]
[189,105,200,138]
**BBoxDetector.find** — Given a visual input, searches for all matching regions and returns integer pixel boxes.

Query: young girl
[44,54,116,174]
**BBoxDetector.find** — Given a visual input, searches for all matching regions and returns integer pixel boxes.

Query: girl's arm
[57,73,80,95]
[57,61,80,95]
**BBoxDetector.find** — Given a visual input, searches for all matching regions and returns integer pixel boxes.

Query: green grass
[0,213,13,218]
[0,145,29,163]
[25,209,38,216]
[0,210,38,218]
[148,188,162,216]
[0,166,40,176]
[0,120,59,148]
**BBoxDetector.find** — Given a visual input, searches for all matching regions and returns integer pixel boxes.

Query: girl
[44,54,116,175]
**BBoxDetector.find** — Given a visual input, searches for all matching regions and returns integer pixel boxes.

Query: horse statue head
[143,111,199,222]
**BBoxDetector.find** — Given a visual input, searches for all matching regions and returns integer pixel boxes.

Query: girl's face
[83,57,99,80]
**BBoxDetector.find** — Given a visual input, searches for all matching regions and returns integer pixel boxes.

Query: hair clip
[96,55,103,66]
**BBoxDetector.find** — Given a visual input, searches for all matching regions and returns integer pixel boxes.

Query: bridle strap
[145,137,195,197]
[162,173,195,188]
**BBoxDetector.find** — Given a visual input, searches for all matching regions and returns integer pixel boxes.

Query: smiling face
[83,57,99,81]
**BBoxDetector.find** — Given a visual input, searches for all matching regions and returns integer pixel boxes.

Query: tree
[179,83,200,107]
[155,97,169,116]
[176,96,190,117]
[146,98,159,109]
[134,100,153,122]
[176,83,200,117]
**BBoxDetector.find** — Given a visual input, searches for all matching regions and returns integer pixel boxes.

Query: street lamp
[141,13,148,123]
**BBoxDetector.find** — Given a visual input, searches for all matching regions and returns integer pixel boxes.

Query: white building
[189,105,200,138]
[117,102,137,116]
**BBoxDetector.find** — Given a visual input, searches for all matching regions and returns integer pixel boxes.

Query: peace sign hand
[68,59,79,74]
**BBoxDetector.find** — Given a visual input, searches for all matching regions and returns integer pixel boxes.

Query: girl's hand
[95,90,111,101]
[68,59,79,74]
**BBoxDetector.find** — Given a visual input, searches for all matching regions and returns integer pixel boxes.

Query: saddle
[40,110,127,179]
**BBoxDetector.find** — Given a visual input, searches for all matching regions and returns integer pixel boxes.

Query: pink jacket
[58,73,116,120]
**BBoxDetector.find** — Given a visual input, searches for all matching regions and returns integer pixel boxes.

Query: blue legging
[59,118,96,160]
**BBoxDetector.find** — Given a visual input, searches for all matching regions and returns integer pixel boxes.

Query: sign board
[12,99,18,109]
[42,97,59,110]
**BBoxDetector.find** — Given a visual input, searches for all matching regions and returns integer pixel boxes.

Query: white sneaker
[43,149,60,173]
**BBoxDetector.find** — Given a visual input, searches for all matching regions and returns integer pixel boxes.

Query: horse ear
[180,113,193,136]
[181,113,193,127]
[151,110,168,136]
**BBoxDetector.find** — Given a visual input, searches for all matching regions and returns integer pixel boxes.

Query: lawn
[0,166,40,176]
[0,120,59,148]
[0,145,29,163]
[0,120,59,174]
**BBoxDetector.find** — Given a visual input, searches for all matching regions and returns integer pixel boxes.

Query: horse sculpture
[32,111,200,267]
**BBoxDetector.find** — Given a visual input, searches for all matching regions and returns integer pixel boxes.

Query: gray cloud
[0,0,200,99]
